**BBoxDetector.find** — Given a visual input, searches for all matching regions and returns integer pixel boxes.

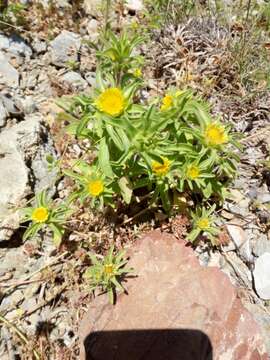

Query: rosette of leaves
[84,246,133,304]
[21,190,72,246]
[187,205,219,244]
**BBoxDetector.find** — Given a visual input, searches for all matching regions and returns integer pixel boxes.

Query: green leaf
[111,277,124,291]
[187,228,201,242]
[50,223,64,247]
[76,114,91,137]
[202,182,213,199]
[108,287,114,304]
[105,124,125,151]
[22,223,42,241]
[98,138,114,178]
[118,177,133,204]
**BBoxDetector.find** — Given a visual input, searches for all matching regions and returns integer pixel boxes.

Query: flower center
[187,165,200,180]
[205,124,227,146]
[88,180,104,197]
[133,68,142,77]
[104,264,114,275]
[31,207,49,223]
[96,88,125,116]
[152,157,171,176]
[197,218,210,230]
[161,95,173,111]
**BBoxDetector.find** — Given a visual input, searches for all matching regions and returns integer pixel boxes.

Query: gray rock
[0,100,7,127]
[85,71,96,87]
[0,248,28,275]
[244,302,270,355]
[0,115,57,241]
[225,224,253,263]
[126,0,144,11]
[21,297,37,312]
[83,0,102,16]
[20,69,39,89]
[226,198,250,217]
[253,236,270,257]
[32,39,47,54]
[61,71,88,91]
[56,0,71,8]
[0,52,19,88]
[0,290,24,310]
[253,253,270,300]
[49,31,81,67]
[0,94,22,116]
[86,19,99,41]
[257,192,270,204]
[0,33,32,58]
[39,0,70,8]
[17,96,37,114]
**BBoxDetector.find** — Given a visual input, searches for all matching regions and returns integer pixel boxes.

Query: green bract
[84,246,132,304]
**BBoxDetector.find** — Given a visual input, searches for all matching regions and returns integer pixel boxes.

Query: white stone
[49,31,81,67]
[86,19,99,41]
[225,223,253,262]
[126,0,144,11]
[0,52,19,87]
[253,253,270,300]
[0,115,57,241]
[61,71,88,90]
[0,100,7,127]
[83,0,102,16]
[0,33,32,57]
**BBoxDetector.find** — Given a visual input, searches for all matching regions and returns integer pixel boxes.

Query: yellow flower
[31,207,49,223]
[104,264,114,275]
[205,123,228,146]
[88,179,104,197]
[186,165,200,180]
[197,218,210,230]
[160,94,173,111]
[96,88,125,116]
[133,68,142,77]
[131,20,139,30]
[152,157,171,176]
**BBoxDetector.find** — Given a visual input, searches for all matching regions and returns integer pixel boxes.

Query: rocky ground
[0,1,270,359]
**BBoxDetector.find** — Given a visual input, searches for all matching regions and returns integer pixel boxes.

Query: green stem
[104,0,111,39]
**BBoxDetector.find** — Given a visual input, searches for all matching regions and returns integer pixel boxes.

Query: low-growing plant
[84,246,132,304]
[187,205,219,244]
[21,190,72,246]
[59,30,240,244]
[0,1,26,29]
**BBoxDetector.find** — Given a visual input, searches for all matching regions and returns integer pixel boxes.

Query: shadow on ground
[84,329,213,360]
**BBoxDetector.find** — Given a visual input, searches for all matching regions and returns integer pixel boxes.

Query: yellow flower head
[131,20,139,30]
[96,88,125,116]
[133,68,142,77]
[152,157,171,176]
[197,218,210,230]
[161,94,173,111]
[88,179,104,197]
[31,207,49,223]
[104,264,114,275]
[186,165,200,180]
[205,123,228,146]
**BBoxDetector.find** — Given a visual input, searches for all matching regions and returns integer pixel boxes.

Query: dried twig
[0,313,40,360]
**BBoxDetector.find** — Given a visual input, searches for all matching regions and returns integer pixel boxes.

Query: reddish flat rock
[79,230,268,360]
